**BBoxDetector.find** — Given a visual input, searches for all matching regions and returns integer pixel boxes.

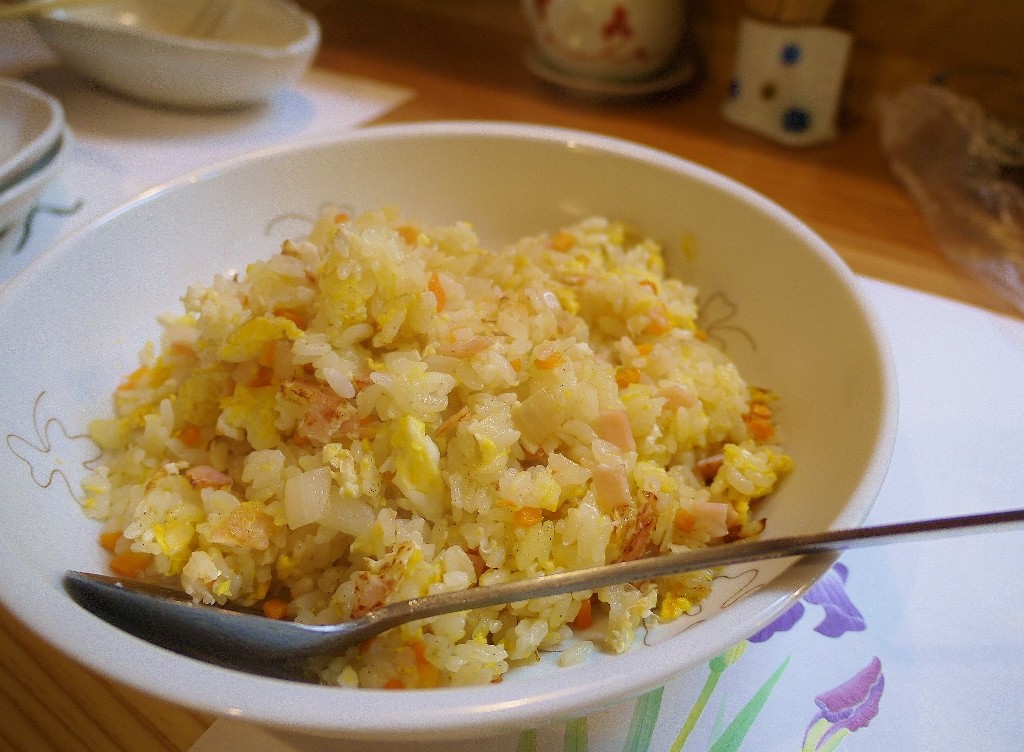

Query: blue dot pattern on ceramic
[728,78,741,98]
[781,43,802,65]
[782,106,812,133]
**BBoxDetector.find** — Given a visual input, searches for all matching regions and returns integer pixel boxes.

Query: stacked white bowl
[0,77,70,254]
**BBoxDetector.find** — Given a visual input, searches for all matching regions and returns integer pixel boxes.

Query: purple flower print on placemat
[803,563,865,637]
[802,657,885,751]
[749,562,864,642]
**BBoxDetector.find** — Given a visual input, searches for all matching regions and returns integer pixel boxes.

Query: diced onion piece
[284,467,331,529]
[514,387,566,447]
[321,496,376,536]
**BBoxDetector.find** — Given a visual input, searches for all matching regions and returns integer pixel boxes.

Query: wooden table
[299,0,1020,320]
[2,3,1019,750]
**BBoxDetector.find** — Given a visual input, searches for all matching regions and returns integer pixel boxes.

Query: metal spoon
[64,508,1024,681]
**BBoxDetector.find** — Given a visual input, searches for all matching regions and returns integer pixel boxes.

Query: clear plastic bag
[879,82,1024,314]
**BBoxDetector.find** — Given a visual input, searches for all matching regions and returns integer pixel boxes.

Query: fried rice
[79,207,792,688]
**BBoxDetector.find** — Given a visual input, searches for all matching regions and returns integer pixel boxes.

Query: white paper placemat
[187,277,1024,752]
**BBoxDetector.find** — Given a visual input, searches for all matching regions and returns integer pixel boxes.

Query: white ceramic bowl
[0,127,71,255]
[0,122,897,740]
[30,0,320,109]
[0,77,65,193]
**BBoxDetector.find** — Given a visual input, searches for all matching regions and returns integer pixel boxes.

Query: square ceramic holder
[722,15,852,146]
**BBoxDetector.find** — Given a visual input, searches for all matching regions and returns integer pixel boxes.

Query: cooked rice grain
[81,208,792,688]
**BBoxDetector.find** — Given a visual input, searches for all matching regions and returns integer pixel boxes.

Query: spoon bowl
[28,0,320,108]
[64,508,1024,681]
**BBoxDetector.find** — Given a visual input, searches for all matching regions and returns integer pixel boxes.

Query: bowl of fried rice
[0,122,897,739]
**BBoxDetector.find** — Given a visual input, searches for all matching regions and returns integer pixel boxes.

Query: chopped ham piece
[184,465,233,489]
[438,336,494,357]
[694,453,724,484]
[280,378,351,443]
[592,462,632,511]
[618,501,657,562]
[594,409,636,453]
[659,383,697,410]
[692,499,729,538]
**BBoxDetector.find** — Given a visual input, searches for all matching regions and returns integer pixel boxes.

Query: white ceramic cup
[522,0,687,82]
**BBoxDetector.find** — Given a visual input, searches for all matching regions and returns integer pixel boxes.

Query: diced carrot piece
[410,639,429,666]
[275,308,307,329]
[383,678,405,689]
[509,358,522,372]
[98,531,122,552]
[258,340,278,367]
[250,366,273,388]
[550,231,575,251]
[572,598,593,629]
[746,417,775,441]
[644,304,671,335]
[411,641,441,687]
[514,507,544,527]
[674,509,696,532]
[179,424,204,448]
[428,272,446,312]
[109,550,152,577]
[169,342,197,360]
[636,342,653,356]
[745,400,775,440]
[615,367,642,389]
[261,598,289,620]
[418,662,440,688]
[533,352,563,370]
[396,225,419,245]
[116,365,149,391]
[333,212,349,224]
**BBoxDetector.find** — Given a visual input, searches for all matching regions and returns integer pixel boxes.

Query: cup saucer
[523,47,697,101]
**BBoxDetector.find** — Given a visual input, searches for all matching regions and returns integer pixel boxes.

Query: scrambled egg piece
[390,415,444,520]
[219,385,279,449]
[217,314,302,362]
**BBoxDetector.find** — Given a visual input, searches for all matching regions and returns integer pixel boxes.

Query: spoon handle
[64,508,1024,667]
[360,508,1024,634]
